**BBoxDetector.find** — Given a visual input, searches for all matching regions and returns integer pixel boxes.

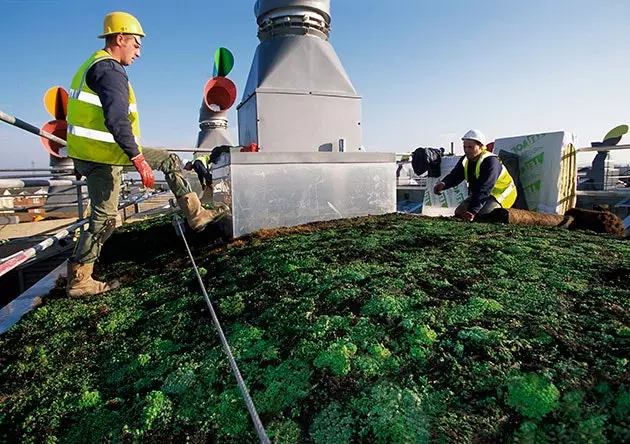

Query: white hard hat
[462,129,486,146]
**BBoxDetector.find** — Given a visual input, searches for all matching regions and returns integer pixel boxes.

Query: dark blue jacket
[86,59,140,160]
[441,155,502,213]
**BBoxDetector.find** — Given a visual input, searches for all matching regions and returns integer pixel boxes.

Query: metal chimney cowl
[255,0,331,25]
[238,0,362,153]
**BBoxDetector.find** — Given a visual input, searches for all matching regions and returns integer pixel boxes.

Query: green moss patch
[1,213,629,442]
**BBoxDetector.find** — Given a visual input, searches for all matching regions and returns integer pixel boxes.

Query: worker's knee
[454,203,469,216]
[165,153,182,172]
[93,217,117,243]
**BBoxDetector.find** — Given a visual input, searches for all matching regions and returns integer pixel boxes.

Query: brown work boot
[66,260,119,298]
[177,192,227,232]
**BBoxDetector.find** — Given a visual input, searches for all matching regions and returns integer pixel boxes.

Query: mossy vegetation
[0,213,628,442]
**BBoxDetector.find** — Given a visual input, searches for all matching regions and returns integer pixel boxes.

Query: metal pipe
[6,201,84,211]
[0,191,168,278]
[0,193,60,198]
[0,174,75,179]
[0,217,87,278]
[0,194,83,200]
[576,190,630,197]
[0,169,73,173]
[0,179,85,188]
[150,147,214,153]
[1,110,205,154]
[0,110,67,147]
[5,207,68,213]
[577,144,630,153]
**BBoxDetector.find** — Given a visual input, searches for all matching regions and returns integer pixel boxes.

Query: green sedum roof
[1,213,629,443]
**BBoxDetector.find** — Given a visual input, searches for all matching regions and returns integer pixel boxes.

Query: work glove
[457,211,475,222]
[433,181,445,195]
[131,154,155,188]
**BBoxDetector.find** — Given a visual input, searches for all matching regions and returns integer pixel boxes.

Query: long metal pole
[0,110,206,153]
[577,144,630,153]
[0,169,73,173]
[0,174,75,179]
[0,217,88,278]
[0,179,85,188]
[0,110,67,147]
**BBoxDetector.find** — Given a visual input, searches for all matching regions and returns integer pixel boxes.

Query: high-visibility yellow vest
[463,151,517,208]
[67,50,141,166]
[192,154,211,169]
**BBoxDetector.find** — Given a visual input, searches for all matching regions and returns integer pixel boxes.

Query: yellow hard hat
[98,11,146,38]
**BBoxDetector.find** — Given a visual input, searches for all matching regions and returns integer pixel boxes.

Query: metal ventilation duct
[196,104,234,149]
[238,0,362,153]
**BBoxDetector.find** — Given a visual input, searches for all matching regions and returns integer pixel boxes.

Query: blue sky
[2,0,630,169]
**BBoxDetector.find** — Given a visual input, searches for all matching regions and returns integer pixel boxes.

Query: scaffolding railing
[0,191,168,278]
[393,145,630,191]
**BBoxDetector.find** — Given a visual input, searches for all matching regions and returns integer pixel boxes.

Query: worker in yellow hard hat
[65,11,226,298]
[98,11,146,39]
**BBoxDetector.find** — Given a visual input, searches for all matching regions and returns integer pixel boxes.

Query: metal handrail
[0,110,67,148]
[0,168,74,173]
[0,174,77,179]
[0,193,73,199]
[5,203,82,212]
[0,179,85,188]
[577,144,630,153]
[0,218,88,278]
[0,191,168,278]
[0,109,213,156]
[151,147,214,153]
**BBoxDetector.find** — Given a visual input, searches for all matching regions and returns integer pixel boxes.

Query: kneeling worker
[66,12,226,297]
[433,129,517,221]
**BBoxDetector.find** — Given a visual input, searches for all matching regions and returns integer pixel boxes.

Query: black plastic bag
[411,147,443,177]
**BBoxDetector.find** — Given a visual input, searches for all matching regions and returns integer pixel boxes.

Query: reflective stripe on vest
[69,89,138,113]
[67,50,141,166]
[68,124,141,144]
[463,151,517,208]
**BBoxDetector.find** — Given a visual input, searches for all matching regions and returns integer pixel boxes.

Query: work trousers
[454,195,502,217]
[72,147,192,264]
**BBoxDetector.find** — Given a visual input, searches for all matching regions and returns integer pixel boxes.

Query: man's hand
[131,154,155,188]
[457,211,475,222]
[433,182,445,195]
